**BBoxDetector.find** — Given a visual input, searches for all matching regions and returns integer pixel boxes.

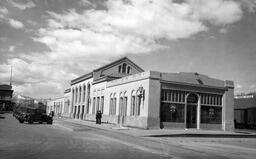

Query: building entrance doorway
[118,96,127,126]
[186,104,197,128]
[186,93,198,129]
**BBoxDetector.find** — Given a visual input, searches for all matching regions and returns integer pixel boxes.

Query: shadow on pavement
[145,133,256,138]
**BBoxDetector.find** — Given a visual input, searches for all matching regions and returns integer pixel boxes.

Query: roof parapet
[225,80,234,89]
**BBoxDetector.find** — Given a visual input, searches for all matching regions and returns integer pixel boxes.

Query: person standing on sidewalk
[96,110,102,124]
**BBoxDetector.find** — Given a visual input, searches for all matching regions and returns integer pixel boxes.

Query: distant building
[234,94,256,128]
[0,84,13,111]
[46,97,64,116]
[46,89,71,117]
[56,57,234,131]
[63,88,71,117]
[13,95,47,111]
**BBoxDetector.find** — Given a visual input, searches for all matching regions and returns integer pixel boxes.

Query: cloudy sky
[0,0,256,98]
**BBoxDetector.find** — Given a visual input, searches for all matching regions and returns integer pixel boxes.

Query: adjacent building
[46,97,64,116]
[0,84,14,111]
[58,57,235,131]
[234,94,256,128]
[46,88,71,117]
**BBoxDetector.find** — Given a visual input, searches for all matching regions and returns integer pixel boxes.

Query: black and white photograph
[0,0,256,158]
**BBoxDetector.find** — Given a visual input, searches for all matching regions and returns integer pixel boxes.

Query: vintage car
[17,107,53,124]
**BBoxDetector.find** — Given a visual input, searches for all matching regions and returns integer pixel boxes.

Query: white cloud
[236,83,242,89]
[9,45,16,52]
[27,20,37,26]
[34,0,245,61]
[0,57,77,98]
[0,6,24,29]
[0,6,8,14]
[2,0,248,98]
[0,6,8,19]
[187,0,243,25]
[79,0,96,8]
[7,0,36,10]
[8,18,24,29]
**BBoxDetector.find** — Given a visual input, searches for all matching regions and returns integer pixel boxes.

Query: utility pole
[10,65,13,86]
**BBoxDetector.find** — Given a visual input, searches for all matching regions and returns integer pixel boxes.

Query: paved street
[0,113,163,159]
[1,113,256,159]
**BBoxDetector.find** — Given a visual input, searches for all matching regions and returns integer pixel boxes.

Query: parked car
[17,107,53,124]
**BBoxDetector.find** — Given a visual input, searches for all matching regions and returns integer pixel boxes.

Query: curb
[54,118,256,138]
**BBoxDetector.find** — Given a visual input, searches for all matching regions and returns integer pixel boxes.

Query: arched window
[109,93,116,115]
[119,92,123,115]
[72,88,75,106]
[127,66,131,74]
[109,93,113,115]
[79,86,82,102]
[118,65,122,73]
[131,90,136,116]
[75,87,78,103]
[86,83,91,114]
[122,63,127,73]
[113,93,117,115]
[123,91,127,116]
[83,85,86,102]
[136,90,141,116]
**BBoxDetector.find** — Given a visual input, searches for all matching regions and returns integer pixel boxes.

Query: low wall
[161,122,185,129]
[200,123,222,130]
[123,116,148,129]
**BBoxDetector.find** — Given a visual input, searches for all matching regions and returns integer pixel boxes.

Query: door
[118,97,127,125]
[81,105,84,120]
[186,104,197,128]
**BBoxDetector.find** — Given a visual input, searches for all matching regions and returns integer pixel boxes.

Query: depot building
[63,57,234,131]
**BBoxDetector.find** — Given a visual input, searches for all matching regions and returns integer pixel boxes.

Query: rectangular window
[101,96,104,113]
[170,91,173,101]
[201,106,222,124]
[83,88,86,102]
[123,97,127,116]
[206,95,209,105]
[96,97,100,111]
[180,93,184,102]
[218,96,222,106]
[109,98,113,115]
[203,95,205,104]
[86,103,89,114]
[79,90,81,102]
[131,96,136,116]
[136,96,141,116]
[160,103,184,122]
[119,97,123,115]
[113,98,116,115]
[92,97,96,114]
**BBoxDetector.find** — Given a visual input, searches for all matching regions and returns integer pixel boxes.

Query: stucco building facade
[64,57,234,131]
[46,97,64,117]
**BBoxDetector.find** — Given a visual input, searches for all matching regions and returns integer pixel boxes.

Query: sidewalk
[54,117,256,138]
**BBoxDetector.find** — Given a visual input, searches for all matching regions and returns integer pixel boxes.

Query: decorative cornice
[71,72,93,85]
